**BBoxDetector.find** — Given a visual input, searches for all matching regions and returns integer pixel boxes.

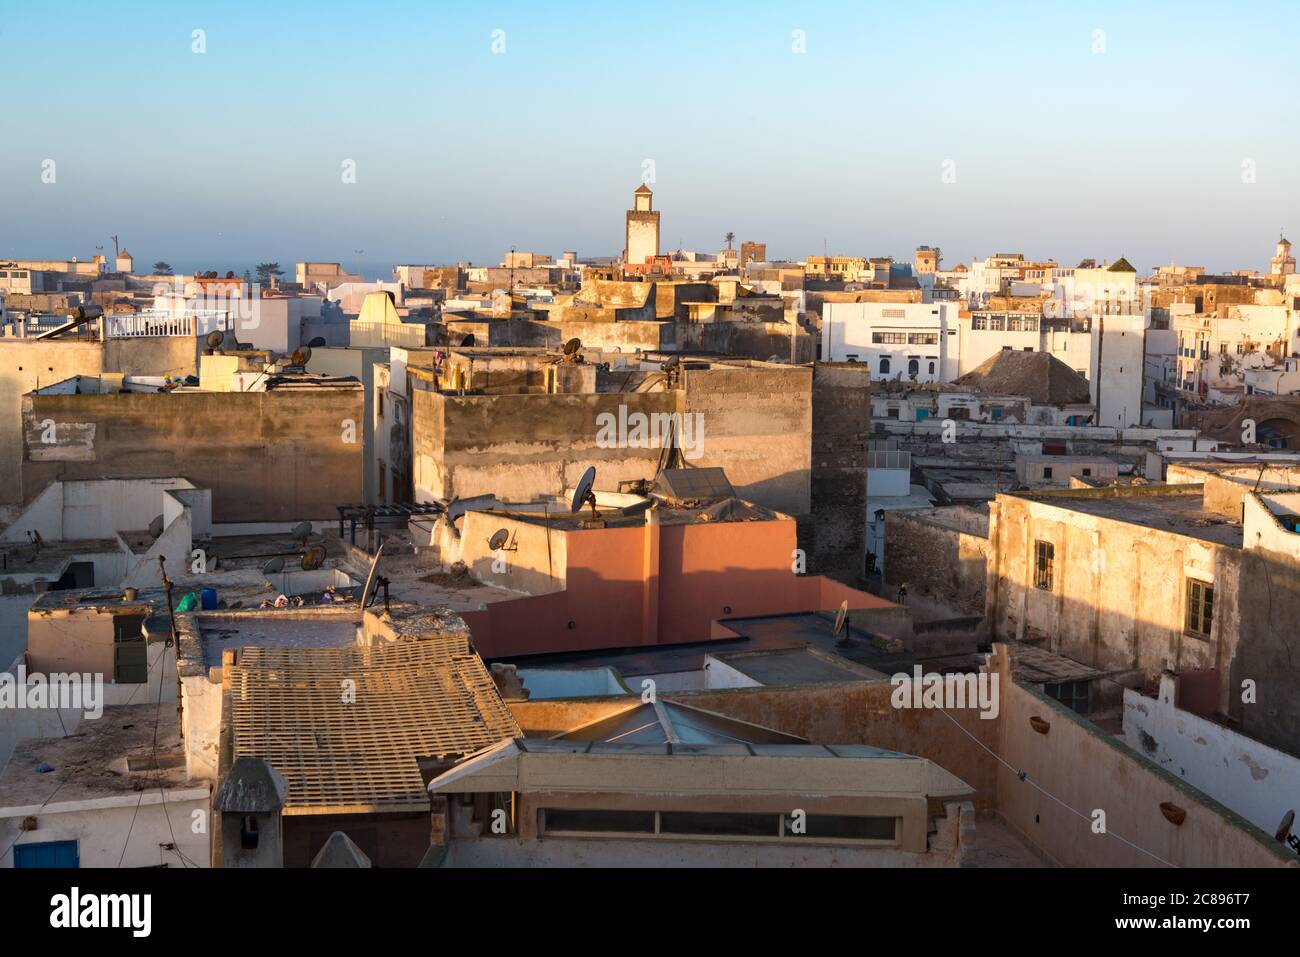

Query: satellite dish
[290,346,312,367]
[833,600,849,643]
[460,333,476,347]
[563,337,582,357]
[307,336,327,348]
[1276,809,1295,842]
[570,466,597,518]
[301,545,326,571]
[206,330,225,352]
[291,520,314,543]
[359,541,386,609]
[148,514,165,539]
[262,557,285,575]
[488,528,510,551]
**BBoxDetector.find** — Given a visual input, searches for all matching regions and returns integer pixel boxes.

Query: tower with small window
[214,756,288,868]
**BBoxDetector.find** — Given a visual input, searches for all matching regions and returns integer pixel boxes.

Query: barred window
[1034,541,1054,591]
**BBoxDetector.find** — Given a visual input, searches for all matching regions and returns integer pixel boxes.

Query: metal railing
[104,310,229,338]
[867,450,911,470]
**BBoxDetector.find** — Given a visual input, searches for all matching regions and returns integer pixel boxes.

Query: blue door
[14,840,79,868]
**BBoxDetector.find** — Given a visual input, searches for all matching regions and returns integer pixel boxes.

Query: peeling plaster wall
[987,492,1237,676]
[1123,676,1300,837]
[414,390,675,504]
[682,365,812,516]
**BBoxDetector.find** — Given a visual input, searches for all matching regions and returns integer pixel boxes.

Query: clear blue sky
[2,1,1297,277]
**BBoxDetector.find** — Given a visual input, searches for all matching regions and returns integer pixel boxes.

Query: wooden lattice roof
[227,642,520,815]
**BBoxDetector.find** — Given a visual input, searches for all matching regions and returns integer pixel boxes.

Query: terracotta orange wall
[465,517,892,659]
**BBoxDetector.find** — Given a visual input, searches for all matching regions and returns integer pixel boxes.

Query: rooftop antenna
[571,465,602,527]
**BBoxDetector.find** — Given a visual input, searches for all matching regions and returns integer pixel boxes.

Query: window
[797,815,896,841]
[659,812,776,837]
[113,614,147,684]
[1082,468,1092,477]
[871,331,906,344]
[1185,579,1214,638]
[1034,541,1054,590]
[378,461,387,502]
[886,407,900,419]
[376,388,384,417]
[241,815,260,850]
[543,809,656,834]
[1042,466,1053,479]
[907,332,938,345]
[540,808,898,844]
[878,357,890,375]
[928,361,935,374]
[1045,680,1091,716]
[948,407,969,420]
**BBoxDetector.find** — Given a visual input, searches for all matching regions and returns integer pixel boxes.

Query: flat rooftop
[714,647,886,685]
[498,609,975,679]
[495,496,782,533]
[1,539,121,576]
[1014,486,1243,547]
[195,611,361,671]
[0,704,192,811]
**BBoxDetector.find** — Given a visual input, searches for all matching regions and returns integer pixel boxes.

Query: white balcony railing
[105,310,229,338]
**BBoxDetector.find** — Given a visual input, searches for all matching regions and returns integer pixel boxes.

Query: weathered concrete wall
[414,390,675,504]
[987,490,1235,677]
[1232,544,1300,754]
[0,340,105,507]
[21,389,363,522]
[992,648,1293,868]
[802,363,869,585]
[0,792,210,869]
[681,320,814,363]
[886,508,990,616]
[1124,675,1300,837]
[683,364,812,515]
[1201,466,1300,518]
[102,335,200,379]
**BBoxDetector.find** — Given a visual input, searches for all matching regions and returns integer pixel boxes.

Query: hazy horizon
[4,1,1297,276]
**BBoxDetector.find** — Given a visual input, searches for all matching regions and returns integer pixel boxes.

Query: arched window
[928,361,936,374]
[908,358,919,376]
[879,357,891,375]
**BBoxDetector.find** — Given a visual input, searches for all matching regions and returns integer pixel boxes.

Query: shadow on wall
[462,563,894,659]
